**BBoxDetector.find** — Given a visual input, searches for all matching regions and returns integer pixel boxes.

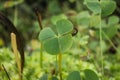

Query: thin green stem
[55,55,57,74]
[40,45,43,68]
[58,53,62,80]
[100,9,104,79]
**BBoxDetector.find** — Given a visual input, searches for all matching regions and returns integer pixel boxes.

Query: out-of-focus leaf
[40,74,48,80]
[4,0,23,8]
[51,77,58,80]
[84,69,99,80]
[85,0,116,17]
[67,71,81,80]
[48,0,61,14]
[100,0,116,17]
[77,11,90,26]
[79,35,89,46]
[51,14,67,25]
[89,15,101,28]
[103,25,118,39]
[84,0,101,14]
[88,41,99,52]
[108,16,119,26]
[95,25,118,39]
[101,20,107,28]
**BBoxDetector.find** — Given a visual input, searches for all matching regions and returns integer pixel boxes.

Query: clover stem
[40,44,43,68]
[58,53,62,80]
[56,55,58,71]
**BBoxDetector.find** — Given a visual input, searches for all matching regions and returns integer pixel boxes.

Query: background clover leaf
[84,69,99,80]
[67,71,81,80]
[84,0,101,14]
[101,0,116,17]
[39,19,73,55]
[84,0,116,17]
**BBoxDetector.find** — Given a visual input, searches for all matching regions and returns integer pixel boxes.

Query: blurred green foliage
[0,0,120,80]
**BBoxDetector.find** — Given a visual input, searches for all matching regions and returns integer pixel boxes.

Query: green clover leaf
[84,0,101,14]
[67,71,81,80]
[84,69,99,80]
[84,0,116,17]
[101,0,116,17]
[39,19,73,55]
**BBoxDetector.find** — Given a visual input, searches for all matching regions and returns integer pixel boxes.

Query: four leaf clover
[39,19,73,55]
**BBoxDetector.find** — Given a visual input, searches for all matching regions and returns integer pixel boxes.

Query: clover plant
[39,19,74,80]
[84,0,116,17]
[39,19,73,55]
